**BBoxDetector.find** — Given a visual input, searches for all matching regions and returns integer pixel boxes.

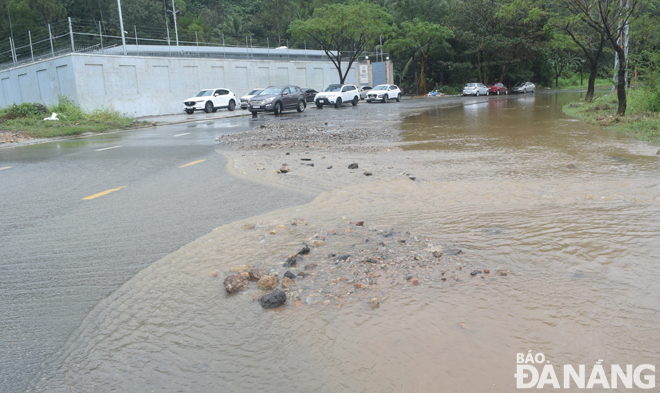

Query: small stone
[496,270,509,276]
[284,254,302,267]
[370,298,380,309]
[323,300,330,305]
[567,163,576,169]
[398,239,406,244]
[291,219,307,226]
[209,270,219,278]
[297,271,309,277]
[337,254,351,261]
[405,274,413,281]
[259,290,287,309]
[229,265,251,273]
[257,275,278,290]
[484,269,490,274]
[327,166,333,169]
[284,270,296,280]
[432,251,442,258]
[445,248,462,256]
[355,221,364,226]
[470,270,481,276]
[364,171,372,176]
[304,263,318,270]
[224,274,249,294]
[354,282,363,289]
[411,278,419,285]
[269,230,277,235]
[309,240,325,247]
[298,243,311,255]
[276,224,289,230]
[281,277,295,288]
[301,158,312,161]
[305,296,315,305]
[248,267,268,281]
[364,258,378,264]
[240,223,255,230]
[348,163,359,169]
[279,166,290,173]
[656,149,660,155]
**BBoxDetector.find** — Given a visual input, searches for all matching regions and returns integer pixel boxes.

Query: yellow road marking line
[82,186,127,200]
[0,166,12,171]
[179,159,206,168]
[173,133,191,137]
[95,145,122,151]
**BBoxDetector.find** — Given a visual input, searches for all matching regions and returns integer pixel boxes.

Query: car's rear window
[324,85,342,92]
[465,83,476,87]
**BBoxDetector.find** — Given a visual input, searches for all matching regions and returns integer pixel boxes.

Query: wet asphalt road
[0,94,520,392]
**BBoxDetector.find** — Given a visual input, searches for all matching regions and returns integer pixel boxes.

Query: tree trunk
[499,64,509,84]
[585,60,597,103]
[414,69,419,96]
[614,47,626,116]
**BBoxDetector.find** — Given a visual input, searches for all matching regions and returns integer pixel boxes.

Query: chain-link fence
[0,18,389,72]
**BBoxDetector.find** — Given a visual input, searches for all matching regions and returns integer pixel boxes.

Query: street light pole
[117,0,127,55]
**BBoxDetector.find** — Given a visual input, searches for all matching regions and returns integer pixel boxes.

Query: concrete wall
[0,53,359,117]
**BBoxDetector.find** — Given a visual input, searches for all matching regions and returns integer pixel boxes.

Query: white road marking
[95,146,122,151]
[0,166,12,171]
[173,133,191,137]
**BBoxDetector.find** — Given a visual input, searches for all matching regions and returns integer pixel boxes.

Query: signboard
[359,64,369,84]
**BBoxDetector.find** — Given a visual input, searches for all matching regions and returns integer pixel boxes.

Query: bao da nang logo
[515,351,655,389]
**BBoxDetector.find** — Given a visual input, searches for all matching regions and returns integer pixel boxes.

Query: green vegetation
[563,88,660,144]
[0,98,141,138]
[551,75,611,90]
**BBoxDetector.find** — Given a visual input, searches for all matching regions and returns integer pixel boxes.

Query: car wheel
[532,89,536,93]
[497,90,500,95]
[352,96,358,106]
[297,100,306,112]
[316,103,323,109]
[396,93,401,102]
[334,97,342,108]
[523,88,526,94]
[204,101,213,113]
[273,102,282,115]
[476,91,480,97]
[382,95,388,103]
[185,109,194,115]
[505,90,508,95]
[228,100,236,111]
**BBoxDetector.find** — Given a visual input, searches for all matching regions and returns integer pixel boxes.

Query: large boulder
[259,290,287,309]
[224,274,249,294]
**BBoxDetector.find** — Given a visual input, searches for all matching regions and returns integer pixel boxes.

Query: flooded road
[10,92,660,391]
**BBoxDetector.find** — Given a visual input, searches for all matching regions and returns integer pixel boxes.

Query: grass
[563,87,660,144]
[549,74,612,90]
[0,98,144,138]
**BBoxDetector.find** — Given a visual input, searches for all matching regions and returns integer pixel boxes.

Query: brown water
[33,93,660,392]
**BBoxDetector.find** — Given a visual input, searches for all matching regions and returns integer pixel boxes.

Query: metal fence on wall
[0,18,389,72]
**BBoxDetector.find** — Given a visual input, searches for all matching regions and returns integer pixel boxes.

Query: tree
[547,32,581,87]
[386,18,453,94]
[256,0,294,45]
[289,1,395,84]
[561,0,639,115]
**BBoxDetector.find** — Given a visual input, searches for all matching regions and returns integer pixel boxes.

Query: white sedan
[462,83,489,96]
[183,88,237,114]
[365,84,402,103]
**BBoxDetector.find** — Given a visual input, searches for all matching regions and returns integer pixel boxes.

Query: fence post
[99,21,103,50]
[48,24,54,57]
[245,36,248,58]
[222,33,225,59]
[134,25,138,54]
[166,19,171,56]
[304,40,306,61]
[267,37,269,59]
[68,17,75,52]
[195,31,199,56]
[29,31,34,62]
[250,36,252,59]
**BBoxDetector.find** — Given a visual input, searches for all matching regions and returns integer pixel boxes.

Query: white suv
[183,88,237,114]
[315,84,360,108]
[366,84,402,103]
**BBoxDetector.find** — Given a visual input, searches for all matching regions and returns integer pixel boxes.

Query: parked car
[314,84,360,108]
[462,83,489,96]
[365,84,402,103]
[301,88,318,103]
[240,88,264,109]
[358,85,372,100]
[183,88,237,114]
[511,82,536,94]
[247,85,306,115]
[487,83,507,95]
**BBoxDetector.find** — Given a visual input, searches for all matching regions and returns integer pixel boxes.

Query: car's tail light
[473,86,477,90]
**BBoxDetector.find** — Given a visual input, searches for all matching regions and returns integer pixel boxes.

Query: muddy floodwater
[33,93,660,392]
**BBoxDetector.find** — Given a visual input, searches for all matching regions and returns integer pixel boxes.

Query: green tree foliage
[289,1,395,83]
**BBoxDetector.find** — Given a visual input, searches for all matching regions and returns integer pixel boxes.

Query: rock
[209,270,219,278]
[276,224,289,230]
[297,271,309,278]
[291,218,307,226]
[470,270,481,276]
[304,263,318,270]
[445,248,462,256]
[364,258,378,264]
[240,223,256,230]
[496,270,509,276]
[657,149,660,155]
[269,230,277,235]
[284,270,296,280]
[305,296,315,305]
[364,171,372,176]
[370,298,380,309]
[327,166,333,169]
[298,243,311,255]
[411,278,419,285]
[484,269,490,274]
[354,282,363,289]
[284,254,302,267]
[432,251,442,258]
[301,158,312,161]
[259,290,287,309]
[337,254,351,261]
[309,240,325,247]
[279,166,290,173]
[151,122,157,126]
[230,265,251,273]
[348,163,359,169]
[301,163,314,167]
[355,221,364,226]
[257,275,278,290]
[281,277,295,288]
[567,163,576,169]
[405,274,413,281]
[248,267,268,281]
[224,274,249,294]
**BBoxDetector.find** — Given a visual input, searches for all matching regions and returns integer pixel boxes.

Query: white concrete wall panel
[0,53,359,117]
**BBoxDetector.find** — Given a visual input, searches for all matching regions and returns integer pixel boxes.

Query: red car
[487,83,507,95]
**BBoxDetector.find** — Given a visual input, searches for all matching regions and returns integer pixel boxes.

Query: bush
[1,103,46,120]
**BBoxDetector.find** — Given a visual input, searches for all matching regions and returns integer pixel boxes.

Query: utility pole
[172,0,179,46]
[117,0,127,55]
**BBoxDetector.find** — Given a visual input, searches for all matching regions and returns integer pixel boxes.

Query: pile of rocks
[219,219,509,310]
[216,120,401,150]
[0,131,35,145]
